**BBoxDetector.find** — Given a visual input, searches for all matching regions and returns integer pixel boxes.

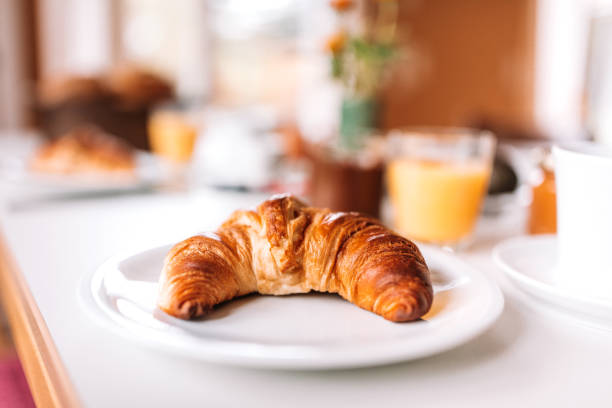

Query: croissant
[158,195,433,322]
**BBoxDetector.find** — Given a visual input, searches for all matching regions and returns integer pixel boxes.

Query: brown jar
[307,143,383,218]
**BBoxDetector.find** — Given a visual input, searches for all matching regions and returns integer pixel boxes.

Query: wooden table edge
[0,229,80,407]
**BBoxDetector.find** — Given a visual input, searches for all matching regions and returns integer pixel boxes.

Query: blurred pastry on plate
[30,126,135,178]
[37,67,175,150]
[37,75,108,107]
[105,65,174,108]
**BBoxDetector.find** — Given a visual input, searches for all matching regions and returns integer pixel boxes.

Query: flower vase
[339,96,378,150]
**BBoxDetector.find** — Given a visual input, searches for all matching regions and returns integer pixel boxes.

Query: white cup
[553,143,612,300]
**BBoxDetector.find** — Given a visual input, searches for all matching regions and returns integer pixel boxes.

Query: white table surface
[1,187,611,408]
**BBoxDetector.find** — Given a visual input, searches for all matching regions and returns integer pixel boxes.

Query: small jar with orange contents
[527,150,556,234]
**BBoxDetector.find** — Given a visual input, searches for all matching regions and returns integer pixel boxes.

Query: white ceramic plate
[493,234,612,320]
[0,135,170,194]
[81,244,504,370]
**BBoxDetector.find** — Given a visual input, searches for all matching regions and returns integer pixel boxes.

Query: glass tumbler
[385,128,496,249]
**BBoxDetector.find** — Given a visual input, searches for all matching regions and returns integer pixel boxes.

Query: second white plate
[0,135,170,194]
[493,234,612,321]
[82,243,504,370]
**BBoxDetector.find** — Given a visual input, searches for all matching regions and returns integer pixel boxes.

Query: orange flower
[325,31,347,53]
[330,0,354,12]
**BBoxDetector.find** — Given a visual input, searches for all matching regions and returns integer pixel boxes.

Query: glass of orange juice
[148,107,199,163]
[386,128,496,249]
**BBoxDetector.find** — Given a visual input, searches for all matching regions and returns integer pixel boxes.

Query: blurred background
[4,0,612,261]
[5,0,612,245]
[4,0,612,138]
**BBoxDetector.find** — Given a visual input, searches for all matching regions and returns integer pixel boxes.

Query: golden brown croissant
[158,195,433,322]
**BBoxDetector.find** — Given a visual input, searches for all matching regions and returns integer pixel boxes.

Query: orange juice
[148,111,198,163]
[387,159,490,243]
[528,168,556,234]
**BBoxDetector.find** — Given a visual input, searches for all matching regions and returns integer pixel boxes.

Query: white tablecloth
[1,186,611,407]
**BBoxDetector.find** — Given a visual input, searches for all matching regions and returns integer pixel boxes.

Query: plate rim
[493,234,612,311]
[80,243,504,370]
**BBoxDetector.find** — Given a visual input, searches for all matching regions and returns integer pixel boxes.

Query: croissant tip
[384,307,417,322]
[158,300,210,320]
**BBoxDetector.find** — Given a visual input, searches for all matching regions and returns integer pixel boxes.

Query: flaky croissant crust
[158,195,433,322]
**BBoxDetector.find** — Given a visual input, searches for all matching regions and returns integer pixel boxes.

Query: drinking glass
[385,128,496,249]
[148,106,199,163]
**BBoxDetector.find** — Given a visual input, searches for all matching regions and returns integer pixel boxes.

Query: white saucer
[493,234,612,320]
[81,243,504,370]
